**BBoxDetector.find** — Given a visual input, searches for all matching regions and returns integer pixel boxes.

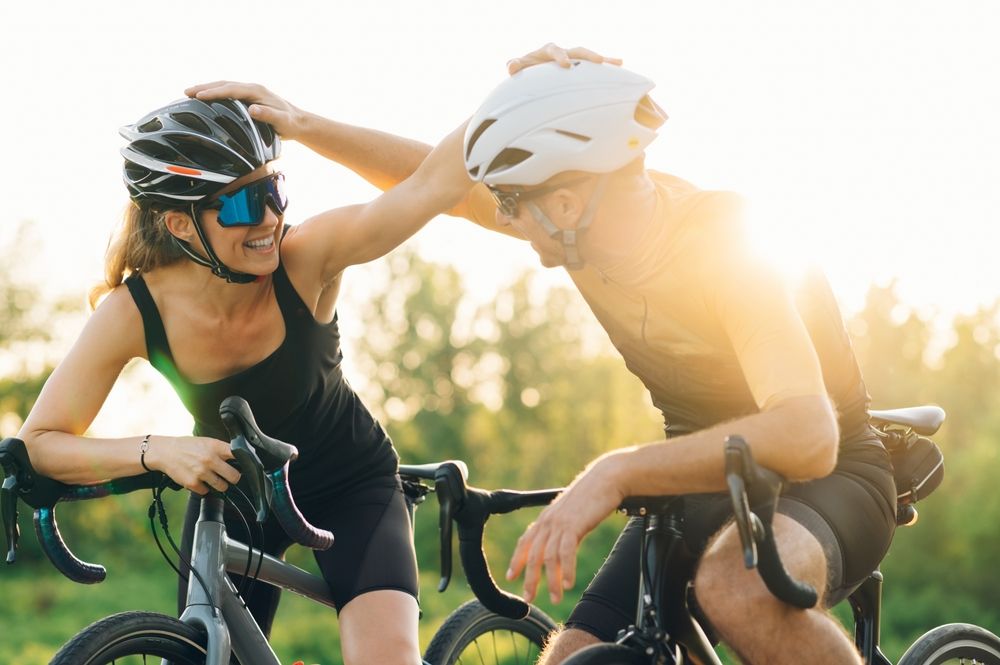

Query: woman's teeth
[245,237,273,250]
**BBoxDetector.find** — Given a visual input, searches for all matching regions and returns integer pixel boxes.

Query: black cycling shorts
[565,444,896,642]
[177,474,419,636]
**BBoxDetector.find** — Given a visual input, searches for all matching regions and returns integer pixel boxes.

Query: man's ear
[163,210,196,243]
[548,189,586,225]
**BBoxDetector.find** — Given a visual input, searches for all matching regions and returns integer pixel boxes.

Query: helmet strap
[177,204,257,284]
[525,174,610,271]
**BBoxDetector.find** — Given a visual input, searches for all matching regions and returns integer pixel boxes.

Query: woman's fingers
[508,42,621,75]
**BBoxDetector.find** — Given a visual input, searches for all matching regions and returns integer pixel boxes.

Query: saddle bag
[884,432,945,504]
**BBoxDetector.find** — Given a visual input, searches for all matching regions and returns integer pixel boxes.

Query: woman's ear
[163,210,196,242]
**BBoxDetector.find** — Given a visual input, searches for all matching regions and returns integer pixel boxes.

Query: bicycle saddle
[870,406,945,436]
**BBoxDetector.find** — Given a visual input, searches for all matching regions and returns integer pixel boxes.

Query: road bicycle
[551,405,1000,665]
[5,401,997,664]
[0,396,556,665]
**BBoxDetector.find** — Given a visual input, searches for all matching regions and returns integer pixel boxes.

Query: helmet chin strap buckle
[560,229,585,271]
[181,204,258,284]
[525,174,610,271]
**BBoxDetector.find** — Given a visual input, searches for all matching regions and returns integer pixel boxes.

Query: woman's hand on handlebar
[506,43,623,75]
[143,436,241,495]
[506,451,628,604]
[185,81,308,142]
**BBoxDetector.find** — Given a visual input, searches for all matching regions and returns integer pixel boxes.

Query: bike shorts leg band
[776,497,845,607]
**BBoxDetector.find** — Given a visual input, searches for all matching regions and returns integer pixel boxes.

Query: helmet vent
[214,115,256,162]
[635,95,668,130]
[254,120,277,149]
[172,112,212,135]
[554,129,591,143]
[137,118,163,134]
[466,118,497,159]
[468,165,480,178]
[486,148,531,176]
[133,138,175,162]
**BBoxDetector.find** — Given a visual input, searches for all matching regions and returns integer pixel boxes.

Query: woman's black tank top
[124,263,397,502]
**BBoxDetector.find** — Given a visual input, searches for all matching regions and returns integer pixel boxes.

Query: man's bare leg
[694,515,861,665]
[536,627,601,665]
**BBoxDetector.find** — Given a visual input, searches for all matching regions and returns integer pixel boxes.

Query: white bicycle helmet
[464,61,666,186]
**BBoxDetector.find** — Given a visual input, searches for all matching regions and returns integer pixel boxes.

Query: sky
[2,1,999,436]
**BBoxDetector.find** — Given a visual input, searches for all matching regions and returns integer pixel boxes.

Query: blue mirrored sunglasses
[205,172,288,227]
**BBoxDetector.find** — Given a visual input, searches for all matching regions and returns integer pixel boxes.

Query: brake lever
[2,472,19,563]
[1,438,34,565]
[434,462,468,592]
[229,434,271,523]
[724,436,757,568]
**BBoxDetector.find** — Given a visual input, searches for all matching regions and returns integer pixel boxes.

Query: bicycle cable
[224,486,266,606]
[146,483,216,615]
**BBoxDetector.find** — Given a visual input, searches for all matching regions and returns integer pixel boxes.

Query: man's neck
[583,172,658,266]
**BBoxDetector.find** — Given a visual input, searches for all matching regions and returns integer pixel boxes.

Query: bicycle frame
[619,504,722,665]
[180,493,335,665]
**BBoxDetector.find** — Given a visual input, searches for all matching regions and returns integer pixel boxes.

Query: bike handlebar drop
[399,434,818,620]
[0,396,333,585]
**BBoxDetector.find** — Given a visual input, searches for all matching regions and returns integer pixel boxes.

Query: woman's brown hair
[88,202,185,309]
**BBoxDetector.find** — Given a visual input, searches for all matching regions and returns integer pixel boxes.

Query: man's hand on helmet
[185,81,307,142]
[507,42,622,75]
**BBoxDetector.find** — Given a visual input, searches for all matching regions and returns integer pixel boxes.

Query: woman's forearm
[297,111,433,192]
[21,429,153,485]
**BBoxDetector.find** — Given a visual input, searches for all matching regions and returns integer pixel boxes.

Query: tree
[0,222,83,436]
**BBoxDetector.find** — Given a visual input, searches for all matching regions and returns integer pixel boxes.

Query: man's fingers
[507,523,536,580]
[559,533,579,591]
[246,104,283,124]
[521,528,552,603]
[184,81,230,97]
[544,547,564,603]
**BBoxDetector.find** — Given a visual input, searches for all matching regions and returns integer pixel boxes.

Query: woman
[18,94,470,664]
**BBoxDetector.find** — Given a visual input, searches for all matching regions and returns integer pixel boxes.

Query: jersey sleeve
[697,195,828,410]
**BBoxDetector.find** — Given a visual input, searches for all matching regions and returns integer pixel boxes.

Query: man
[190,45,896,664]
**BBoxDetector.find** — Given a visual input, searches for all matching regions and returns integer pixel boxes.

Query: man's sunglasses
[487,177,589,218]
[204,172,288,227]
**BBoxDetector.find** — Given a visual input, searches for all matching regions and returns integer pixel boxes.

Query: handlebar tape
[457,521,530,619]
[268,467,333,550]
[35,506,106,584]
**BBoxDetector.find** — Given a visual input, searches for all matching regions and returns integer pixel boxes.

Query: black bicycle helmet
[119,98,282,283]
[120,98,281,207]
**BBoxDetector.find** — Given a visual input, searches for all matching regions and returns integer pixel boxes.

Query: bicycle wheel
[561,643,649,664]
[50,610,227,664]
[898,623,1000,665]
[424,599,557,665]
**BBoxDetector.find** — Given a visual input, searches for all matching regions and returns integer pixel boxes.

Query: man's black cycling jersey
[470,172,876,450]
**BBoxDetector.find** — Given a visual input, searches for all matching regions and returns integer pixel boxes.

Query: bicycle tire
[897,623,1000,665]
[424,599,556,665]
[50,610,237,665]
[561,643,650,664]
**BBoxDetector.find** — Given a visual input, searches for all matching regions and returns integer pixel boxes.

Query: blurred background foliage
[1,227,998,663]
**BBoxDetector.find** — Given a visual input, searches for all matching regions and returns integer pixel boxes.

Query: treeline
[1,237,997,661]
